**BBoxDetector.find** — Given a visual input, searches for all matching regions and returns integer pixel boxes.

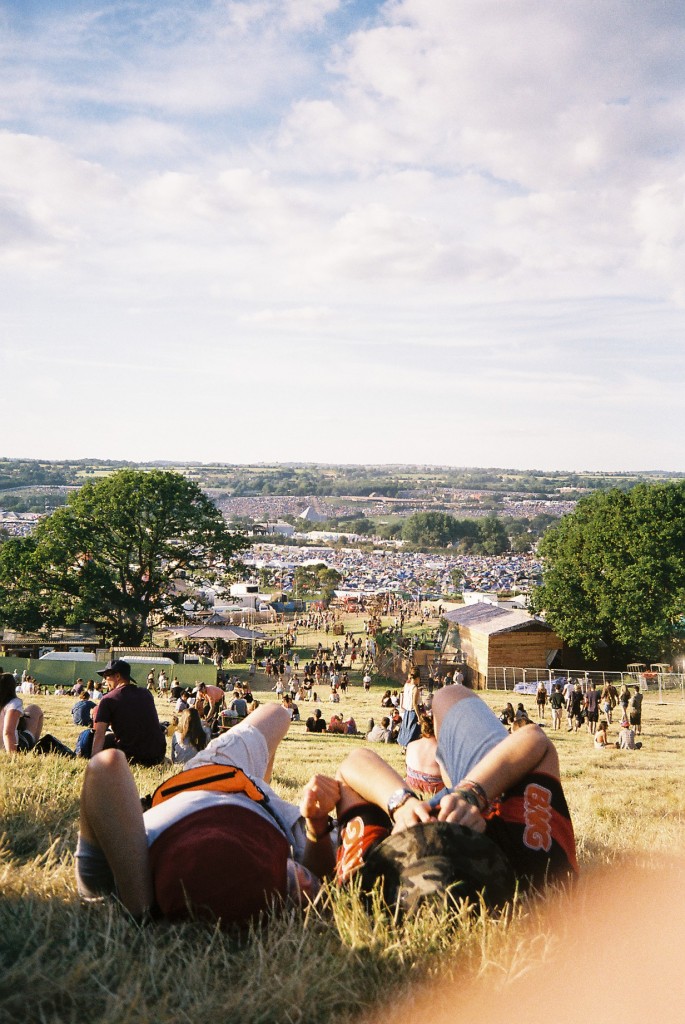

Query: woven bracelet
[460,779,489,811]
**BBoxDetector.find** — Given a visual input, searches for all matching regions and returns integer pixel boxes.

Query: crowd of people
[497,679,645,751]
[72,680,578,928]
[1,647,589,934]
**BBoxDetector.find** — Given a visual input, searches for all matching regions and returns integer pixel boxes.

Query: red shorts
[484,772,578,891]
[335,805,392,885]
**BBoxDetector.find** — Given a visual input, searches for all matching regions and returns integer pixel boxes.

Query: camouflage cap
[359,821,517,918]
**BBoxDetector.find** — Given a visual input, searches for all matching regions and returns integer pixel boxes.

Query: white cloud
[633,177,685,302]
[1,1,685,468]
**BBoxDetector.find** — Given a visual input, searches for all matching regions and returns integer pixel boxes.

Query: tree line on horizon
[3,457,682,512]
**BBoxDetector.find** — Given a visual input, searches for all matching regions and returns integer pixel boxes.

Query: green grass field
[2,661,684,1024]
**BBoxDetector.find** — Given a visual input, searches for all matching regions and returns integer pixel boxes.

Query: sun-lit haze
[1,1,684,470]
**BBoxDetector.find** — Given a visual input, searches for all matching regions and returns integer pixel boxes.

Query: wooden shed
[443,604,562,689]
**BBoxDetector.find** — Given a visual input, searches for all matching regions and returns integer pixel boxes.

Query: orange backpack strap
[150,763,268,808]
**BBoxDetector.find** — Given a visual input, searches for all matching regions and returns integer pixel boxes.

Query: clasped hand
[391,792,486,834]
[299,774,340,825]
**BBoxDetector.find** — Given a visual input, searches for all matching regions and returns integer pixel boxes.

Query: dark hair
[0,672,18,709]
[511,717,532,731]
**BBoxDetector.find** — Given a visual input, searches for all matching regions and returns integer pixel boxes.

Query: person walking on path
[535,682,547,721]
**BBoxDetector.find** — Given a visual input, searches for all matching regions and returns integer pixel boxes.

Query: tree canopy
[293,564,342,601]
[0,469,248,645]
[400,511,509,554]
[529,482,685,663]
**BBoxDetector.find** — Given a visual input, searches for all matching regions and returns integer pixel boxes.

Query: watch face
[387,788,413,818]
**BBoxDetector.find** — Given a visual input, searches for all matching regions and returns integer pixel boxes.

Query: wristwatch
[387,787,416,821]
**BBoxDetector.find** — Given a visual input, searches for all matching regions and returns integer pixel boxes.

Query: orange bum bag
[149,764,268,808]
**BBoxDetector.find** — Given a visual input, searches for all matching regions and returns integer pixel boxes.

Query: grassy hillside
[1,677,683,1024]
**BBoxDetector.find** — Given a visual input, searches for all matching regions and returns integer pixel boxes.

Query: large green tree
[401,512,472,548]
[529,482,685,662]
[400,511,509,554]
[475,515,510,555]
[292,564,342,601]
[0,469,248,645]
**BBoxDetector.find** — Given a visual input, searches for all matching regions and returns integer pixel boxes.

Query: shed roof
[171,625,267,641]
[444,604,553,637]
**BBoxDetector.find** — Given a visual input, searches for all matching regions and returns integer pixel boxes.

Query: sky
[1,0,685,472]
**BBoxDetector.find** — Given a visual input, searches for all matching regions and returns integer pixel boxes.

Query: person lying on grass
[331,684,578,910]
[76,703,339,928]
[76,689,578,928]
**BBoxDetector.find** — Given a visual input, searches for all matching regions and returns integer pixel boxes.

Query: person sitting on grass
[331,684,578,909]
[229,690,249,720]
[281,694,296,719]
[0,671,44,753]
[306,708,327,733]
[616,719,642,750]
[388,708,402,742]
[367,716,392,743]
[594,720,609,748]
[499,702,515,726]
[171,707,211,765]
[328,713,346,734]
[91,660,166,766]
[1,671,74,757]
[72,690,96,727]
[75,704,339,928]
[404,714,443,796]
[511,715,533,731]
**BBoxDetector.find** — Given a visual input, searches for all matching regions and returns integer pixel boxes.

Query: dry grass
[1,660,684,1024]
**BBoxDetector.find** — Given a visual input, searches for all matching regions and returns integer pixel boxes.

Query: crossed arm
[334,722,557,835]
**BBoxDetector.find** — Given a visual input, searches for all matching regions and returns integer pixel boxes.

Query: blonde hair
[178,707,207,751]
[419,714,435,738]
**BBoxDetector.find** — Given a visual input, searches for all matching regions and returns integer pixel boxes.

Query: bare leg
[79,749,153,917]
[431,682,479,737]
[241,702,291,782]
[22,703,43,742]
[336,778,370,818]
